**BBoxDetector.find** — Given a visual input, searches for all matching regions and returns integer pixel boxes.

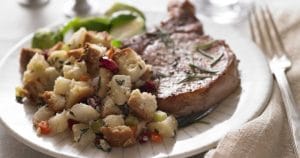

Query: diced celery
[90,119,104,134]
[125,115,139,126]
[153,110,167,122]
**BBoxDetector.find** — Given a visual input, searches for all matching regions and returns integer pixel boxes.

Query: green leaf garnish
[111,39,122,48]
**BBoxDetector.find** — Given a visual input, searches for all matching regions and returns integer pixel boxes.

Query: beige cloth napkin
[204,4,300,158]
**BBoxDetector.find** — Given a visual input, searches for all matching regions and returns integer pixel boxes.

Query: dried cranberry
[42,50,50,60]
[99,57,119,74]
[86,96,101,109]
[139,81,157,93]
[138,130,151,144]
[67,119,79,129]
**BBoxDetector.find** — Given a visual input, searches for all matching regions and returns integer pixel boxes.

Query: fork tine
[249,8,257,43]
[260,5,277,56]
[265,5,286,54]
[250,6,271,57]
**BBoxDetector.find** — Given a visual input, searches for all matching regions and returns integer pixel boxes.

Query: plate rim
[0,17,273,158]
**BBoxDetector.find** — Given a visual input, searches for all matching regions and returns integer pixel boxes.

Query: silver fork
[250,5,300,156]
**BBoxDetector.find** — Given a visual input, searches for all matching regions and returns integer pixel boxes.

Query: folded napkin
[204,3,300,158]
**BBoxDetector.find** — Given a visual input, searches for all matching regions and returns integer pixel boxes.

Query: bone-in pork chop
[123,0,240,116]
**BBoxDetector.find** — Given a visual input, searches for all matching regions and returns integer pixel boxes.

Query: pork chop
[123,0,240,116]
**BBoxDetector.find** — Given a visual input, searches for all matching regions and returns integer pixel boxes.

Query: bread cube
[42,91,66,112]
[109,75,131,105]
[68,27,87,49]
[20,48,42,73]
[103,115,124,127]
[53,77,71,95]
[67,103,100,123]
[112,48,147,82]
[101,97,122,117]
[84,43,107,77]
[97,68,113,98]
[72,123,96,146]
[127,89,157,121]
[48,110,68,134]
[23,54,59,101]
[53,77,93,108]
[84,31,112,47]
[66,80,94,107]
[47,50,68,70]
[101,125,136,147]
[63,61,88,81]
[147,115,178,138]
[32,106,55,125]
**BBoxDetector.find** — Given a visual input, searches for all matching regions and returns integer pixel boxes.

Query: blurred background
[0,0,299,157]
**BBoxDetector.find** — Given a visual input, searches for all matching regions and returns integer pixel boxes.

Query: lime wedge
[110,16,145,40]
[105,2,145,20]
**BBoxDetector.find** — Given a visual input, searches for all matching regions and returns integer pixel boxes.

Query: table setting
[0,0,299,158]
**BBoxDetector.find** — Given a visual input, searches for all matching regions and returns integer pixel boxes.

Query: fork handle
[273,68,300,156]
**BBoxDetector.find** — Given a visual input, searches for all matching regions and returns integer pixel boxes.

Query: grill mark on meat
[123,0,240,116]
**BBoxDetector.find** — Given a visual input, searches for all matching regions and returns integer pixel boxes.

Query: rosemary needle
[189,64,218,74]
[178,74,210,84]
[210,53,224,67]
[196,48,214,59]
[196,40,217,51]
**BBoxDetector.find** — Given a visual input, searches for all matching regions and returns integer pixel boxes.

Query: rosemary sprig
[196,40,217,51]
[178,74,210,84]
[210,52,224,67]
[148,29,175,49]
[196,48,214,59]
[189,64,218,74]
[195,40,218,59]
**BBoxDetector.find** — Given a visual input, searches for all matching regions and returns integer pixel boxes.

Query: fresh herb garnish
[210,53,224,67]
[196,40,217,51]
[194,40,218,59]
[196,48,214,59]
[115,79,125,86]
[69,111,76,117]
[178,74,210,84]
[77,128,89,142]
[148,29,174,50]
[189,64,218,74]
[138,64,143,70]
[111,39,122,48]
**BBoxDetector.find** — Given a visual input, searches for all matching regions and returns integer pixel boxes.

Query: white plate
[0,12,273,158]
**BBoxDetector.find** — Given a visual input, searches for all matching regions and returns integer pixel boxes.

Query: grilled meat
[123,0,240,116]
